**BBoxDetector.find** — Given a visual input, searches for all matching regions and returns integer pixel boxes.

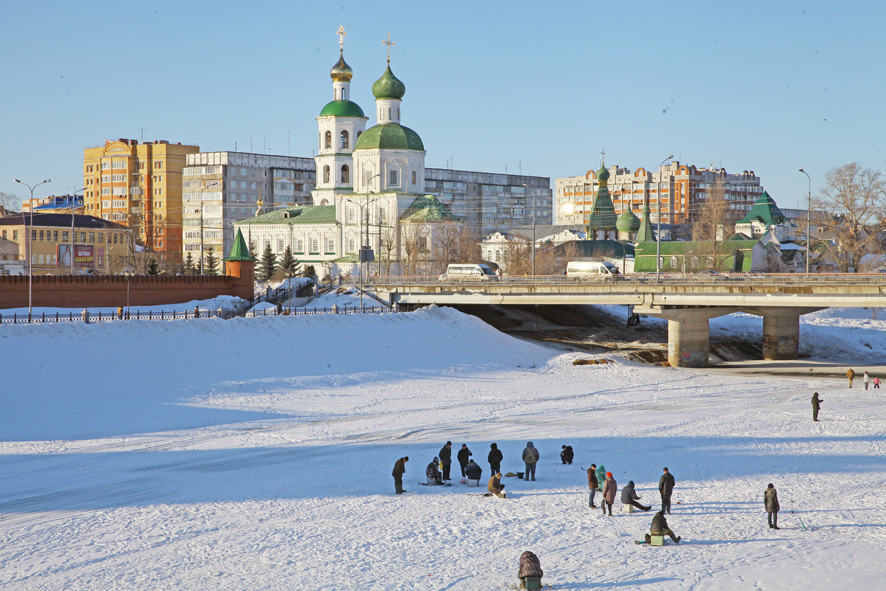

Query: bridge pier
[635,305,738,368]
[745,307,823,361]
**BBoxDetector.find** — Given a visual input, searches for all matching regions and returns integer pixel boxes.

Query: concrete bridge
[366,274,886,367]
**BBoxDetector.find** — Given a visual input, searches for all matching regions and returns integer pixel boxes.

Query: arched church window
[324,131,332,149]
[341,165,350,184]
[412,171,417,185]
[323,165,330,184]
[388,107,392,120]
[340,130,349,149]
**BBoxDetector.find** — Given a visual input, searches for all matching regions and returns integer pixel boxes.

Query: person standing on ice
[392,456,408,494]
[427,457,443,485]
[811,392,823,422]
[595,464,607,493]
[488,472,506,498]
[846,368,855,388]
[587,464,599,508]
[875,376,881,389]
[601,472,617,516]
[488,443,503,475]
[439,441,453,481]
[659,467,675,514]
[621,480,652,512]
[522,442,540,481]
[764,483,780,529]
[863,371,870,390]
[457,443,473,478]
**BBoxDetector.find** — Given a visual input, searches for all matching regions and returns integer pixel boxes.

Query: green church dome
[330,52,353,82]
[372,66,406,100]
[355,123,424,151]
[597,165,610,183]
[319,100,365,118]
[616,209,641,232]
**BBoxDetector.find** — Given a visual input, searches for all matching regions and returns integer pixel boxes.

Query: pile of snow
[0,306,883,590]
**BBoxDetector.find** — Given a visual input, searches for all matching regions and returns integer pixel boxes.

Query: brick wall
[0,264,254,309]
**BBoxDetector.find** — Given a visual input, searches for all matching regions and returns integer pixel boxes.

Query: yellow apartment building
[83,139,199,263]
[0,213,132,274]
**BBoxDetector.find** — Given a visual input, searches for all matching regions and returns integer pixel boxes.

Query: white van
[438,263,499,281]
[566,261,621,277]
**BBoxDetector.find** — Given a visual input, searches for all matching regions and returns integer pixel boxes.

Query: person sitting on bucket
[488,472,506,498]
[517,551,543,588]
[464,459,482,482]
[647,510,681,544]
[426,457,443,485]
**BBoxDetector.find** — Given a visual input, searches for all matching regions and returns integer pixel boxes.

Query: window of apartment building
[139,163,145,170]
[240,181,247,189]
[80,232,86,242]
[38,254,44,264]
[112,161,126,169]
[310,238,319,253]
[53,231,58,242]
[88,232,95,243]
[1,230,5,239]
[155,162,162,169]
[101,175,111,183]
[38,230,44,241]
[251,169,256,177]
[98,233,104,243]
[13,230,18,241]
[240,168,247,176]
[101,161,110,170]
[250,182,256,190]
[62,231,68,242]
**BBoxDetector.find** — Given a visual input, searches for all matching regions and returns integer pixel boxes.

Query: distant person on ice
[488,443,503,475]
[488,472,506,498]
[847,368,855,388]
[863,371,870,390]
[522,441,540,481]
[392,456,408,494]
[875,376,881,389]
[439,441,453,481]
[648,510,681,543]
[764,483,780,529]
[587,463,599,508]
[621,480,652,512]
[601,472,617,516]
[465,459,482,482]
[427,457,443,485]
[517,551,543,588]
[659,467,675,514]
[811,392,823,422]
[560,445,574,465]
[595,464,607,493]
[457,443,473,477]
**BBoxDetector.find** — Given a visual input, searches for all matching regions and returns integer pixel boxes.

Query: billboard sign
[58,245,94,268]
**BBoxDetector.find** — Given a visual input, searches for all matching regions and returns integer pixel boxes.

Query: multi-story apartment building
[555,161,763,226]
[181,152,315,270]
[0,213,131,274]
[83,139,200,261]
[424,169,552,237]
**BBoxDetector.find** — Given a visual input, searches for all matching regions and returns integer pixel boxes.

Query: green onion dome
[372,66,406,100]
[616,209,642,232]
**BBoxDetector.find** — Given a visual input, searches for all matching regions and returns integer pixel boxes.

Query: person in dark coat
[764,483,780,529]
[587,463,599,508]
[426,457,443,485]
[601,472,617,516]
[650,510,681,543]
[811,392,823,422]
[457,444,473,478]
[560,445,574,465]
[488,472,506,498]
[488,443,503,475]
[659,467,675,514]
[517,551,543,587]
[621,480,652,511]
[522,441,539,481]
[465,459,482,481]
[392,456,408,494]
[439,441,453,480]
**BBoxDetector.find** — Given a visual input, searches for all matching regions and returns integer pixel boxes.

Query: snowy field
[1,296,885,590]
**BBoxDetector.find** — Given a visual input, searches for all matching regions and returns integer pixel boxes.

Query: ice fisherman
[439,441,453,481]
[560,445,574,465]
[659,467,675,514]
[522,441,540,481]
[764,483,780,529]
[488,443,503,475]
[811,392,823,422]
[457,443,473,478]
[464,459,482,482]
[517,551,543,588]
[621,480,652,512]
[392,456,408,494]
[426,457,443,485]
[488,472,506,498]
[648,510,681,543]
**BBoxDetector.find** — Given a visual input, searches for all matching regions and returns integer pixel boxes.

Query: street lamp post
[13,178,51,320]
[655,155,673,279]
[345,196,378,309]
[799,169,812,274]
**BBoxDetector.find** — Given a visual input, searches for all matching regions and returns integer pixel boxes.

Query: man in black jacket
[659,467,675,514]
[439,441,453,481]
[650,510,680,543]
[488,443,503,475]
[464,459,482,482]
[457,444,472,477]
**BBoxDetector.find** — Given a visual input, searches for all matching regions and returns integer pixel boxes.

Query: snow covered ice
[1,297,884,590]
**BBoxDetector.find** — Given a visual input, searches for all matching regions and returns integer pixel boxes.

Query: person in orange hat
[601,472,617,516]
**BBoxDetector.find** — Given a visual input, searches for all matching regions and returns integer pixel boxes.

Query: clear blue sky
[2,0,884,210]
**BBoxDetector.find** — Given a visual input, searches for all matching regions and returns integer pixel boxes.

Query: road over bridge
[366,274,886,367]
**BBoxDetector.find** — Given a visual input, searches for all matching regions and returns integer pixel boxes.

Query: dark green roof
[319,100,365,118]
[401,195,459,222]
[236,206,337,226]
[586,185,618,231]
[555,240,634,258]
[635,204,657,242]
[355,123,424,151]
[633,239,760,272]
[372,65,406,99]
[738,190,785,226]
[225,228,254,261]
[616,209,641,232]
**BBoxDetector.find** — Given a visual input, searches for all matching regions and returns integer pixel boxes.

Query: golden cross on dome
[337,26,347,51]
[601,149,606,166]
[382,33,395,63]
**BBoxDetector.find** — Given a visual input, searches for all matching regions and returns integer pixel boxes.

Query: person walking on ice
[847,368,855,388]
[811,392,823,422]
[864,371,870,390]
[764,483,780,529]
[392,456,408,494]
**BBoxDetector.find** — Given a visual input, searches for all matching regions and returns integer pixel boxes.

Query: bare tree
[401,222,434,276]
[691,177,736,271]
[432,222,480,275]
[0,191,21,215]
[378,225,397,276]
[814,162,886,272]
[502,240,531,275]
